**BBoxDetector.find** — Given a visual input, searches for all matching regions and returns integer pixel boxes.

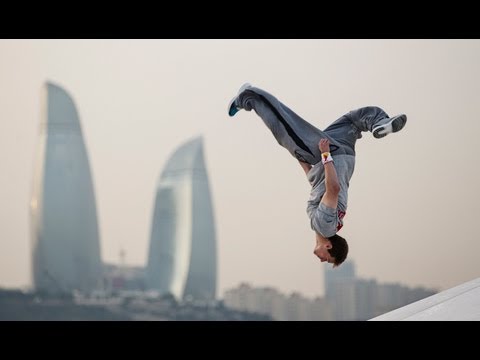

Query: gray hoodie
[306,154,355,237]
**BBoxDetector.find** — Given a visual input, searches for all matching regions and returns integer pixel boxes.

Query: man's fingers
[319,138,330,152]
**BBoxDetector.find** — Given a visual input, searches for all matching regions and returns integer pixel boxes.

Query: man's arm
[319,139,340,209]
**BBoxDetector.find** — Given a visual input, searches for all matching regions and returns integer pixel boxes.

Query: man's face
[314,242,335,265]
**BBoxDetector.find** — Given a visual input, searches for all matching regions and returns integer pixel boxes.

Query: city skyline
[1,40,480,298]
[224,259,437,321]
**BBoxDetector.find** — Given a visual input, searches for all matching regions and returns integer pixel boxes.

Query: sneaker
[372,114,407,139]
[228,83,252,117]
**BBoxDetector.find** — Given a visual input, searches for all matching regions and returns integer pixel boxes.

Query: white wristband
[321,152,333,165]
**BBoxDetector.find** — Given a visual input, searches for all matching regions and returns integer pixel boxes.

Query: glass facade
[30,82,102,294]
[146,137,217,300]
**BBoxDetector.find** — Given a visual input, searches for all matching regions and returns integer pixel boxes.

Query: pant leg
[324,106,390,155]
[237,86,341,165]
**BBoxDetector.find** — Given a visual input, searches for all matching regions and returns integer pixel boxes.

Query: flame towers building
[30,82,102,294]
[146,136,217,301]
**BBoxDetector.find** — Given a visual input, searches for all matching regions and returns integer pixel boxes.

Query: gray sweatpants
[236,86,390,165]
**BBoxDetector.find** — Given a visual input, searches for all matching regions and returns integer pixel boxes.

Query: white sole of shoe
[372,114,407,138]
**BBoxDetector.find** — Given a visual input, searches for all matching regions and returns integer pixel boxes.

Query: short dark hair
[327,234,349,267]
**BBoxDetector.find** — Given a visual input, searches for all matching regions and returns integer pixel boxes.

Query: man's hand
[319,138,330,153]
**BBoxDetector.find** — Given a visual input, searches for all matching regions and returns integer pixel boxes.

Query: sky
[1,39,480,299]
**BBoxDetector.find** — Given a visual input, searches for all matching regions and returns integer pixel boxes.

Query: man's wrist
[321,152,333,165]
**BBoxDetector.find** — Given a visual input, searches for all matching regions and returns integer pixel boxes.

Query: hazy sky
[1,39,480,298]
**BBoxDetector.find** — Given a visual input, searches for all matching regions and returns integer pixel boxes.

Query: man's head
[314,232,349,267]
[327,234,349,267]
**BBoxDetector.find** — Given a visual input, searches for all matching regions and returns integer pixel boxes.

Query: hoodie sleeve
[310,202,338,238]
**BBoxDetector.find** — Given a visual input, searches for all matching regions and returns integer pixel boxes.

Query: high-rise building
[325,260,357,320]
[324,260,355,296]
[146,136,217,301]
[30,82,102,294]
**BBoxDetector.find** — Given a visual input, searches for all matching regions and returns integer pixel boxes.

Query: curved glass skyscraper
[146,136,217,301]
[30,82,102,294]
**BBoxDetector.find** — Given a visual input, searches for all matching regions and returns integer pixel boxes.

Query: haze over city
[1,39,479,298]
